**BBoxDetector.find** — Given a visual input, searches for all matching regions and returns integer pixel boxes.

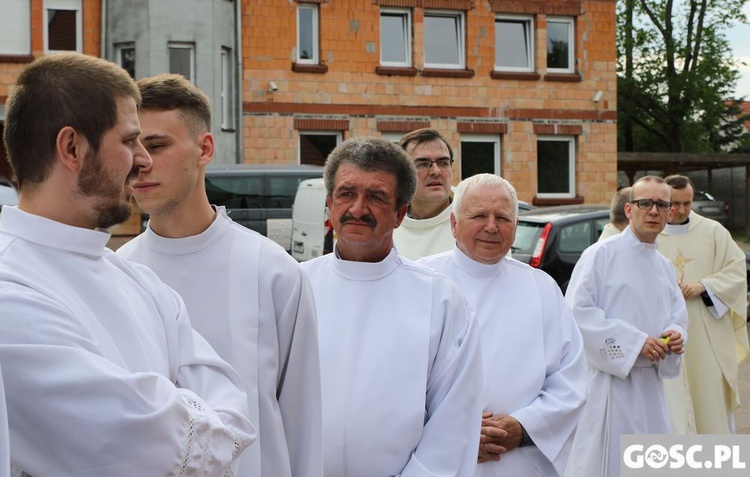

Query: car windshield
[512,222,544,253]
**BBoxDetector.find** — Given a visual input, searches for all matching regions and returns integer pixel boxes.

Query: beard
[76,149,137,229]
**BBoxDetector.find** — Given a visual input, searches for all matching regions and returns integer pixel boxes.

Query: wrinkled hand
[477,412,523,464]
[677,280,705,299]
[662,329,684,355]
[640,336,670,362]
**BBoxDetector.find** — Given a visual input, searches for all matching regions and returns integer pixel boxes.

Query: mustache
[340,213,377,228]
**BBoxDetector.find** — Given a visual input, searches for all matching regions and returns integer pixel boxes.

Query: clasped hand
[478,412,522,463]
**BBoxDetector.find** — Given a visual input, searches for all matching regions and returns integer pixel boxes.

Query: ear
[667,206,675,223]
[394,203,408,228]
[56,126,87,173]
[450,211,458,239]
[624,202,633,220]
[198,132,215,167]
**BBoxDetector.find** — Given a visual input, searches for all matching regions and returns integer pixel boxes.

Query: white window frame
[546,16,575,74]
[43,0,82,53]
[423,10,465,69]
[494,14,534,73]
[114,42,135,78]
[380,132,405,144]
[297,3,319,65]
[459,134,501,178]
[298,131,342,165]
[380,8,411,67]
[168,42,196,83]
[0,0,31,55]
[536,135,576,199]
[220,47,234,130]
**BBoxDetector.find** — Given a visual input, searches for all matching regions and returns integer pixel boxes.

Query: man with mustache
[301,137,484,476]
[392,128,456,259]
[0,53,255,476]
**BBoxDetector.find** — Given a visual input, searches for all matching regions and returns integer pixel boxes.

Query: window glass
[547,17,573,72]
[116,44,135,78]
[537,137,575,197]
[298,4,318,63]
[559,221,591,253]
[0,0,31,55]
[512,222,543,254]
[460,136,500,179]
[266,176,310,208]
[495,17,533,71]
[424,12,463,68]
[300,133,340,166]
[169,44,194,82]
[381,10,410,66]
[205,176,264,209]
[47,9,77,51]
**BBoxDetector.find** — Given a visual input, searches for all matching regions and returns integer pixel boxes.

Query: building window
[495,15,534,72]
[115,43,135,78]
[0,0,31,55]
[380,132,404,144]
[380,9,411,67]
[424,11,464,69]
[537,136,575,198]
[460,135,500,179]
[299,132,340,166]
[220,47,234,131]
[44,0,81,52]
[169,43,195,83]
[297,3,319,64]
[546,17,574,73]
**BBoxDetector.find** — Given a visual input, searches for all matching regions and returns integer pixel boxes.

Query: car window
[513,222,544,253]
[559,221,591,253]
[595,217,609,239]
[693,191,713,201]
[206,176,264,208]
[266,175,310,208]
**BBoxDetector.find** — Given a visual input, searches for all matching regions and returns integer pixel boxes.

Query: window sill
[532,196,585,206]
[375,66,418,77]
[543,73,581,83]
[421,68,475,79]
[291,63,328,74]
[490,71,540,81]
[0,54,34,63]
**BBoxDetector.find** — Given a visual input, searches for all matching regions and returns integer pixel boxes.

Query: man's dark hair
[664,174,694,191]
[324,137,417,209]
[137,74,212,134]
[397,128,454,160]
[3,52,140,189]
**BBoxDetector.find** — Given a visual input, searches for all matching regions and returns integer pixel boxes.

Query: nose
[428,161,442,174]
[133,139,152,172]
[484,216,498,232]
[349,193,368,216]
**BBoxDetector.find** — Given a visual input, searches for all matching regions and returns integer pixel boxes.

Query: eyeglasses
[413,158,454,170]
[630,199,672,212]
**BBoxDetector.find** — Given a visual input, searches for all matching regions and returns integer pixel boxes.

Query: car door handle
[301,232,307,236]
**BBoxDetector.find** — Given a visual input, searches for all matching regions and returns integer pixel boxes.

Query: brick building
[0,0,617,205]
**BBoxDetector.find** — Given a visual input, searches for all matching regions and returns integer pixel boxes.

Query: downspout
[234,0,243,164]
[100,0,107,60]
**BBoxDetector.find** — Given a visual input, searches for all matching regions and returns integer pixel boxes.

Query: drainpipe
[234,0,243,164]
[100,0,107,59]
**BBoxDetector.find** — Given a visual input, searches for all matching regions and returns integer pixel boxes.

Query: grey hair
[324,136,417,209]
[453,173,518,218]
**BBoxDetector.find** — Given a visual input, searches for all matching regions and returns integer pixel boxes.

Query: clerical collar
[665,219,690,236]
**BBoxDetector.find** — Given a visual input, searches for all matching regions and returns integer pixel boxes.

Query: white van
[291,178,334,262]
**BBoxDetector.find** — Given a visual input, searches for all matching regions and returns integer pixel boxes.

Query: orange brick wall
[242,0,618,204]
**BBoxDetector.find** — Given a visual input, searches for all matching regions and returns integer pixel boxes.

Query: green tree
[617,0,748,153]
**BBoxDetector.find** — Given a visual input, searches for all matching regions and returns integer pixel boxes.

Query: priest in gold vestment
[659,175,749,434]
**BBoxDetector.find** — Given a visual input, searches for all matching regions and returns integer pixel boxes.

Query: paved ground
[108,233,750,433]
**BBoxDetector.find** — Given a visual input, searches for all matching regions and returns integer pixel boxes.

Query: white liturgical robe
[118,206,323,477]
[564,227,688,477]
[658,212,749,434]
[0,207,256,477]
[301,247,484,477]
[421,247,588,477]
[393,203,454,259]
[0,366,8,477]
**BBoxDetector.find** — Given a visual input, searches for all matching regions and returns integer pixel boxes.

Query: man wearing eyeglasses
[564,175,688,477]
[658,175,748,436]
[392,128,456,259]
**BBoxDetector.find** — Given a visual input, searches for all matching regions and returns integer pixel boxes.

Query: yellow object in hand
[660,336,670,345]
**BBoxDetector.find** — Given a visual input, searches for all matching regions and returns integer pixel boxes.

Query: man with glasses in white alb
[564,175,688,477]
[392,128,456,259]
